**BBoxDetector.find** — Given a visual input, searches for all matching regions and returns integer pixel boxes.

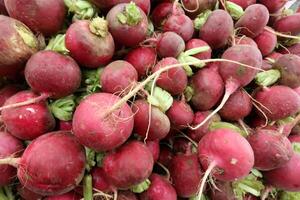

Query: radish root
[197,161,217,200]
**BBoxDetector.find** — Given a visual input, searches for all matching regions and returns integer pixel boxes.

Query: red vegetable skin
[59,121,73,131]
[0,85,20,106]
[181,0,217,18]
[17,184,43,200]
[234,36,258,47]
[44,191,81,200]
[151,2,184,27]
[157,32,185,58]
[273,13,300,36]
[158,146,173,167]
[258,0,287,13]
[145,140,160,162]
[0,0,7,15]
[185,39,212,60]
[254,27,277,56]
[118,190,138,200]
[279,43,300,57]
[228,0,256,9]
[167,100,194,129]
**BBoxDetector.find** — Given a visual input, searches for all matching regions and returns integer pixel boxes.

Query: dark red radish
[118,190,138,200]
[209,181,235,200]
[73,93,134,152]
[254,85,300,120]
[100,60,138,95]
[228,0,256,9]
[0,15,38,76]
[163,13,194,41]
[17,184,43,200]
[44,191,81,200]
[188,111,221,142]
[0,0,7,15]
[132,99,170,141]
[158,146,173,167]
[140,173,177,200]
[185,39,212,60]
[106,3,148,47]
[219,89,252,121]
[261,60,273,70]
[273,13,300,36]
[4,0,66,36]
[169,154,202,198]
[125,47,156,78]
[274,54,300,88]
[166,100,194,129]
[65,18,115,68]
[146,140,160,162]
[280,42,300,57]
[199,10,234,49]
[0,132,23,186]
[258,0,287,13]
[2,90,55,140]
[173,138,192,154]
[59,121,72,131]
[91,167,114,192]
[103,141,154,189]
[152,57,187,95]
[24,50,81,99]
[234,36,258,47]
[0,85,20,106]
[190,63,224,111]
[267,51,283,60]
[181,0,217,18]
[254,27,277,56]
[235,4,269,38]
[247,129,293,171]
[157,31,185,58]
[151,2,184,27]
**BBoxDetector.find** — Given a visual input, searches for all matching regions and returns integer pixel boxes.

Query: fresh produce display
[0,0,300,200]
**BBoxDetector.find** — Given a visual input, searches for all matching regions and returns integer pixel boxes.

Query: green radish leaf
[184,46,210,56]
[292,142,300,154]
[50,95,76,121]
[184,86,194,102]
[280,191,300,200]
[146,83,173,112]
[46,34,69,55]
[225,1,244,20]
[131,179,151,193]
[194,10,212,30]
[255,69,281,87]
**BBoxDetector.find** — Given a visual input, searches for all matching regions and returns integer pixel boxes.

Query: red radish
[65,18,115,68]
[44,191,81,200]
[0,132,23,186]
[103,141,154,189]
[151,2,184,27]
[4,0,66,36]
[0,85,20,106]
[188,111,221,142]
[100,60,138,95]
[181,0,217,18]
[261,60,273,70]
[106,3,148,47]
[157,32,185,58]
[280,42,300,57]
[140,173,177,200]
[132,99,170,141]
[2,90,55,140]
[169,154,202,198]
[173,138,192,154]
[199,10,234,49]
[73,93,134,152]
[228,0,256,9]
[0,15,38,76]
[91,167,114,192]
[209,181,235,200]
[59,120,73,131]
[234,36,258,47]
[267,51,283,60]
[185,39,212,60]
[158,146,173,167]
[152,57,187,95]
[163,13,194,41]
[146,140,160,162]
[254,85,300,120]
[254,27,277,56]
[219,89,252,121]
[273,13,300,36]
[166,100,194,129]
[258,0,287,13]
[190,63,224,111]
[247,128,293,171]
[125,47,157,78]
[0,0,7,15]
[118,191,138,200]
[235,4,269,38]
[274,54,300,88]
[17,184,43,200]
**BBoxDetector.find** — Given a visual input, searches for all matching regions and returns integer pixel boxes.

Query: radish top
[117,2,143,26]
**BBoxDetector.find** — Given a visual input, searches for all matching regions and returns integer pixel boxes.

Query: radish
[151,2,184,27]
[0,15,38,76]
[91,167,114,192]
[0,131,86,196]
[152,57,187,95]
[234,36,258,47]
[173,138,192,154]
[140,173,177,200]
[254,85,300,120]
[0,0,7,15]
[2,90,55,140]
[274,54,300,88]
[185,39,212,60]
[273,13,300,36]
[0,132,23,186]
[59,120,73,131]
[235,4,269,38]
[166,100,194,129]
[190,63,224,111]
[158,146,173,167]
[65,18,115,68]
[125,47,157,79]
[103,141,154,189]
[209,181,236,200]
[100,60,138,95]
[4,0,66,36]
[73,93,134,152]
[132,99,170,141]
[118,191,138,200]
[228,0,256,9]
[169,153,202,198]
[17,184,43,200]
[0,85,20,106]
[199,10,234,49]
[181,0,217,18]
[106,2,148,47]
[280,42,300,57]
[258,0,287,13]
[157,32,185,58]
[247,128,293,171]
[254,27,277,56]
[44,191,81,200]
[146,140,160,162]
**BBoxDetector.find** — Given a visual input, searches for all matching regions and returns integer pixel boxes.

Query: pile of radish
[1,0,300,199]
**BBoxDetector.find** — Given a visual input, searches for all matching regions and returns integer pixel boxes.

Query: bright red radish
[2,90,55,140]
[17,184,43,200]
[146,140,160,162]
[254,27,277,56]
[0,132,23,186]
[100,60,138,95]
[151,2,184,27]
[280,42,300,57]
[0,85,20,106]
[158,146,173,167]
[44,191,81,200]
[258,0,287,13]
[132,99,170,141]
[185,39,212,60]
[125,47,156,79]
[157,32,185,58]
[59,120,73,131]
[73,93,134,152]
[166,100,194,129]
[65,18,115,68]
[106,3,148,47]
[273,13,300,36]
[91,167,114,192]
[234,36,258,47]
[181,0,217,18]
[228,0,256,9]
[103,141,154,189]
[4,0,66,36]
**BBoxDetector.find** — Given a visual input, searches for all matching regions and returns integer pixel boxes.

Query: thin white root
[197,161,217,200]
[265,27,300,40]
[0,157,20,168]
[113,190,118,200]
[180,0,200,13]
[156,162,171,180]
[238,119,249,136]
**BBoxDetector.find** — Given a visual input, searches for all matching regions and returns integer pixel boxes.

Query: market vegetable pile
[0,0,300,199]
